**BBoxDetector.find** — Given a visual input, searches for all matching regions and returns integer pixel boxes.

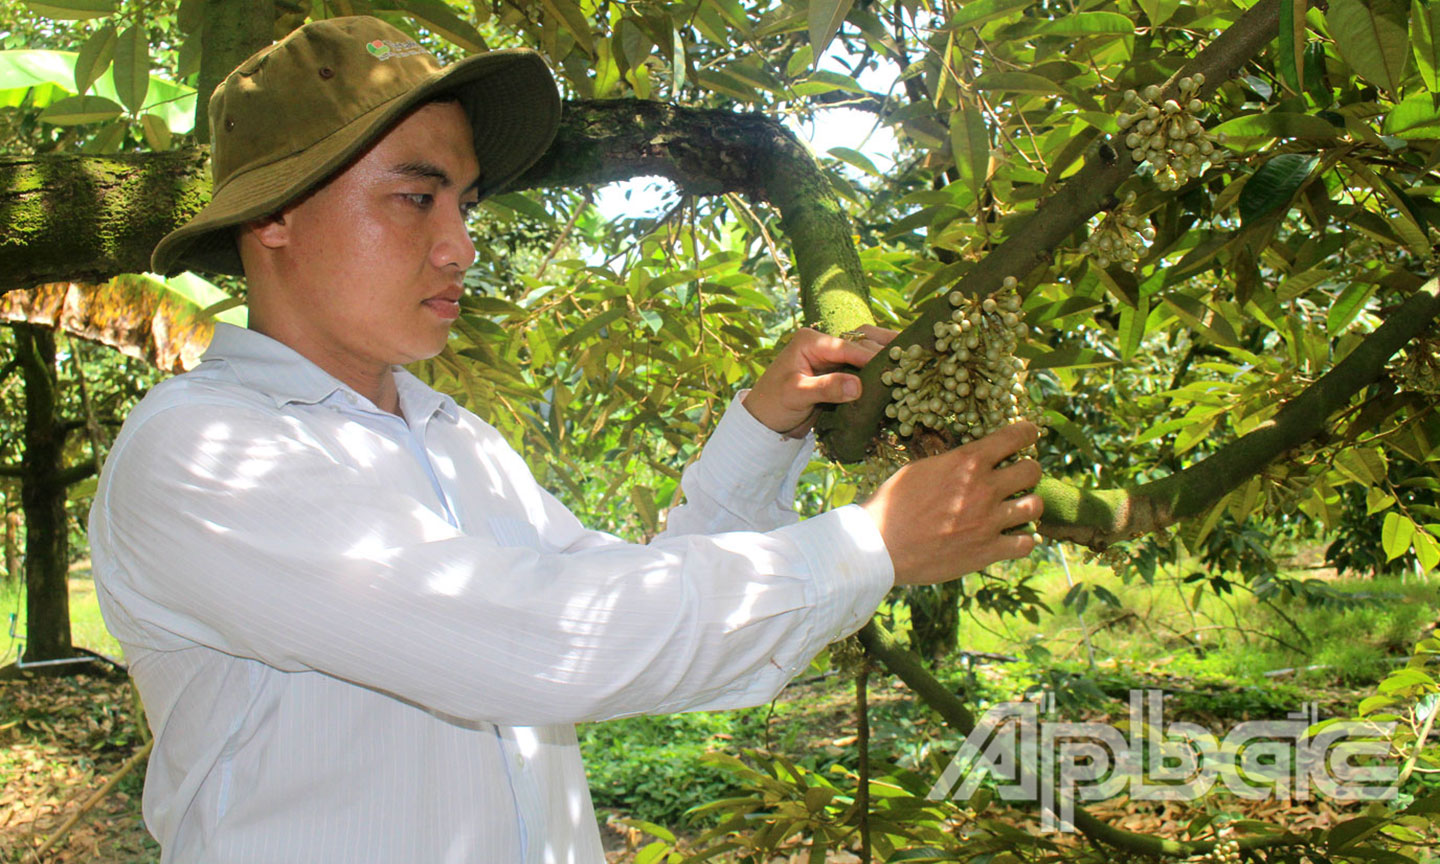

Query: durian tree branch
[816,0,1285,461]
[0,152,210,293]
[0,101,874,337]
[514,99,874,335]
[1038,277,1440,547]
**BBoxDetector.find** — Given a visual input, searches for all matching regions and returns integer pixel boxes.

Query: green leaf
[111,23,148,114]
[73,22,115,96]
[1334,447,1387,485]
[949,94,990,200]
[79,118,126,152]
[1032,12,1135,34]
[140,112,171,150]
[1367,486,1397,514]
[945,0,1031,31]
[0,49,196,132]
[1416,528,1440,572]
[808,0,857,61]
[1118,295,1149,361]
[630,484,659,534]
[1211,112,1341,147]
[23,0,114,19]
[1326,280,1377,335]
[1384,92,1440,138]
[1278,0,1306,94]
[37,93,122,124]
[398,0,489,53]
[827,146,879,175]
[972,71,1065,98]
[1136,0,1181,26]
[1383,511,1417,561]
[1238,153,1317,226]
[791,69,865,96]
[1414,0,1440,93]
[539,0,595,57]
[1328,0,1410,96]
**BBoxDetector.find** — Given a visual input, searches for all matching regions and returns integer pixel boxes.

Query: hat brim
[152,48,560,277]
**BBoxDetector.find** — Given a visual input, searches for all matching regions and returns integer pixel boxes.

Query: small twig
[856,662,872,864]
[30,739,154,862]
[1399,699,1439,787]
[533,189,592,280]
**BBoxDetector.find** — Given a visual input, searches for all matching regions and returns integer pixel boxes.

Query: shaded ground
[0,663,1400,863]
[1,671,156,864]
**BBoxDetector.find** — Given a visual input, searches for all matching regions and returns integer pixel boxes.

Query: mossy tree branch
[1,101,873,335]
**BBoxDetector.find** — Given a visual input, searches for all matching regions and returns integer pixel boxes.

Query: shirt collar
[200,324,458,423]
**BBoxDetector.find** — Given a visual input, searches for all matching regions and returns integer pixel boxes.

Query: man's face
[249,100,481,376]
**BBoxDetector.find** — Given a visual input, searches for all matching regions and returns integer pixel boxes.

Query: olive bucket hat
[151,15,561,277]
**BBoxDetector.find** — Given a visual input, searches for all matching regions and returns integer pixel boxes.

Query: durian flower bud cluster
[1395,331,1440,394]
[1184,840,1241,864]
[1117,76,1224,192]
[1079,190,1154,272]
[880,276,1032,443]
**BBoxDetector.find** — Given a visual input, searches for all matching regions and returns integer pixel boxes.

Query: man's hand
[862,422,1043,585]
[743,326,896,438]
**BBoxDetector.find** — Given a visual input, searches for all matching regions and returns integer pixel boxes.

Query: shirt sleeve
[661,391,815,537]
[95,400,893,728]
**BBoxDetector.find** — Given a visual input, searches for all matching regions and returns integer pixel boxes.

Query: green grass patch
[0,568,126,665]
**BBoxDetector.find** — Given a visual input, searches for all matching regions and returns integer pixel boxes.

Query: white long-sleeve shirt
[89,323,894,863]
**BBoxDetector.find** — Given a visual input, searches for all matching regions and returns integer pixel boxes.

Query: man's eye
[403,193,433,208]
[460,200,479,219]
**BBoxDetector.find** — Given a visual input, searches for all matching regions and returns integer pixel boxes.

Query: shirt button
[513,753,525,771]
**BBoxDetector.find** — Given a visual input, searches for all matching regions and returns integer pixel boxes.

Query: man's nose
[433,204,477,271]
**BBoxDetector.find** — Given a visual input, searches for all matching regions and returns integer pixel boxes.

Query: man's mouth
[423,290,462,320]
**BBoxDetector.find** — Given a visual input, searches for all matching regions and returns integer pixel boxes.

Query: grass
[936,551,1440,689]
[0,564,126,667]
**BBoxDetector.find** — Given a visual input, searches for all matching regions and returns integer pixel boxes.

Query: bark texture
[194,0,276,142]
[0,151,210,292]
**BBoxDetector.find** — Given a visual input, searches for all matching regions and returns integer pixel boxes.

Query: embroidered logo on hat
[366,38,428,60]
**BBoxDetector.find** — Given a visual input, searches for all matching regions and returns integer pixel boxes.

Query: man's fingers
[994,459,1042,498]
[796,371,863,404]
[966,422,1040,467]
[793,329,885,371]
[997,492,1044,530]
[993,531,1039,562]
[853,325,898,346]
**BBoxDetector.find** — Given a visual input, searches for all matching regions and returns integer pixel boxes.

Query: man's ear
[243,212,290,249]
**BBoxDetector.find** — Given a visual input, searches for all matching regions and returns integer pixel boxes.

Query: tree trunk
[14,323,73,663]
[3,509,19,589]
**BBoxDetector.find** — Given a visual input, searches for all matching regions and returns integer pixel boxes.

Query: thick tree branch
[58,461,98,488]
[515,99,873,334]
[195,0,276,142]
[1,101,873,336]
[817,0,1285,460]
[1039,277,1440,546]
[0,152,210,292]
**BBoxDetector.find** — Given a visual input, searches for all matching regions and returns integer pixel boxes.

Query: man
[90,15,1043,863]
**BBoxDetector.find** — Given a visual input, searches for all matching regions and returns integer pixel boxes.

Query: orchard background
[2,0,1440,860]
